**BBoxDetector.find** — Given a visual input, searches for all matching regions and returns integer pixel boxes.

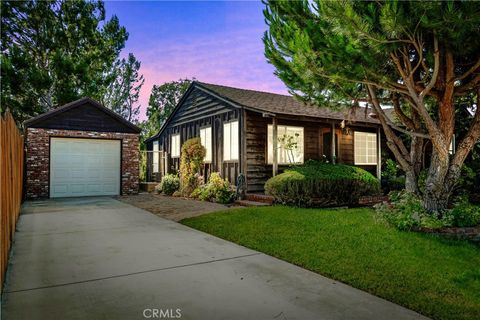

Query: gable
[25,99,141,134]
[145,85,238,143]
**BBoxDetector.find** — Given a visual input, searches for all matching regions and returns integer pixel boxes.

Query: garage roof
[24,97,141,134]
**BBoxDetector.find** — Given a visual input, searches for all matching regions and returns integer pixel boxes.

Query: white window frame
[267,125,304,165]
[223,120,239,161]
[200,126,212,163]
[171,134,180,158]
[152,141,159,173]
[354,131,377,165]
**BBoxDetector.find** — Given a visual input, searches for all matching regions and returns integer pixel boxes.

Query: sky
[104,1,289,119]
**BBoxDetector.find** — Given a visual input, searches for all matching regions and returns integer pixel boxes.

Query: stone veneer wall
[26,128,139,199]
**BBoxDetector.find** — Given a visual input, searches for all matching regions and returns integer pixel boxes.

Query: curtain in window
[171,134,180,157]
[354,132,377,165]
[153,141,159,173]
[223,121,239,161]
[200,127,212,162]
[268,125,304,164]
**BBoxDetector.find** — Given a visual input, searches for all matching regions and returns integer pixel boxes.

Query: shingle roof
[196,82,380,124]
[24,97,142,133]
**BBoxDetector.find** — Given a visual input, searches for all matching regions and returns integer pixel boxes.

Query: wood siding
[245,111,329,192]
[27,102,139,133]
[245,111,382,192]
[146,86,384,192]
[146,88,241,185]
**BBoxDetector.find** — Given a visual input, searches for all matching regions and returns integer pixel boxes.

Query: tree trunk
[423,153,451,213]
[405,170,420,194]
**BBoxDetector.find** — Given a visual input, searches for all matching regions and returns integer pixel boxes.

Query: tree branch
[451,88,480,168]
[420,33,439,98]
[456,58,480,81]
[367,85,412,161]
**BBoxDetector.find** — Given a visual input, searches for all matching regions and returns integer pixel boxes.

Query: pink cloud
[134,27,289,120]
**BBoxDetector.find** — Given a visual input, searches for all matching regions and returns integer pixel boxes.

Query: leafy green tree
[144,79,192,138]
[263,0,480,213]
[101,53,144,122]
[1,0,128,122]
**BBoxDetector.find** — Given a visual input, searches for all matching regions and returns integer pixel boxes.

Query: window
[171,134,180,158]
[354,131,377,165]
[200,126,212,162]
[268,125,304,164]
[153,141,159,173]
[223,121,239,161]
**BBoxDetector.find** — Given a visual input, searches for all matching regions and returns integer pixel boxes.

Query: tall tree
[263,0,480,213]
[101,53,145,122]
[144,79,192,138]
[1,0,128,122]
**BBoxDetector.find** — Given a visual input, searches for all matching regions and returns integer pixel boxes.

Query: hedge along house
[145,82,384,193]
[24,97,141,199]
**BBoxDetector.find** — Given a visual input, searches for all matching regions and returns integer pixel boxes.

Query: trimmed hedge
[265,161,380,207]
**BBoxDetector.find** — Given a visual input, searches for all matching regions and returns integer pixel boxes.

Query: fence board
[0,111,24,290]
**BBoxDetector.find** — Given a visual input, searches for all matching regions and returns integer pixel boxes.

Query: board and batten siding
[245,110,330,193]
[147,87,242,185]
[244,111,384,192]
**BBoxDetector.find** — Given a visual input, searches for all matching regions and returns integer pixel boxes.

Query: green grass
[181,206,480,320]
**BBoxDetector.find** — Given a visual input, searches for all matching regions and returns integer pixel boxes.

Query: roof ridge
[196,81,294,99]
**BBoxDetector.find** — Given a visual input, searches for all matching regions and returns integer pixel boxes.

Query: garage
[50,138,121,197]
[24,97,141,199]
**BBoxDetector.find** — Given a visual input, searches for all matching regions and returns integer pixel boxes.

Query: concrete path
[2,197,427,320]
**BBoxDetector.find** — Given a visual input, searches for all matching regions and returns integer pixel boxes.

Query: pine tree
[263,0,480,213]
[102,53,145,122]
[1,0,128,122]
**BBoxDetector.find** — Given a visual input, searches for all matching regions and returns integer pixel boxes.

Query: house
[24,97,141,199]
[145,82,384,193]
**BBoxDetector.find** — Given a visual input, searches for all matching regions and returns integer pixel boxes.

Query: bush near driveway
[179,137,205,196]
[265,161,380,207]
[191,172,235,204]
[181,206,480,320]
[157,174,180,196]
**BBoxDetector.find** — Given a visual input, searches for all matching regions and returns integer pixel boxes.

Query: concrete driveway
[2,197,427,320]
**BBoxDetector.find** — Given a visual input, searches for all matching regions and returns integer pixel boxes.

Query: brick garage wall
[26,128,139,199]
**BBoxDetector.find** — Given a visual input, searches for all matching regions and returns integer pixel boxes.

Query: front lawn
[181,206,480,320]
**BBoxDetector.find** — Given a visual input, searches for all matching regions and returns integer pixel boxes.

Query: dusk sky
[104,1,289,119]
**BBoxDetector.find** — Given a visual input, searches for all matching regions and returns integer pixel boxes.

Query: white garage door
[50,138,121,198]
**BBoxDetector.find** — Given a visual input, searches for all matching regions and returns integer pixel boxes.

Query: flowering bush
[157,174,180,196]
[179,138,205,196]
[191,172,235,204]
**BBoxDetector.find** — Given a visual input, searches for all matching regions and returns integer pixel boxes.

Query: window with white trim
[223,121,239,161]
[267,125,304,164]
[354,131,377,165]
[153,141,159,173]
[200,126,212,162]
[171,134,180,158]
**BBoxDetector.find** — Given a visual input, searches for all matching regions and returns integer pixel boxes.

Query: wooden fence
[0,111,24,289]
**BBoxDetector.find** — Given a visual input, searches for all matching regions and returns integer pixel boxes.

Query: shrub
[192,172,235,204]
[265,161,380,207]
[179,138,205,196]
[381,159,405,192]
[375,191,429,230]
[444,197,480,227]
[158,174,180,195]
[375,192,480,230]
